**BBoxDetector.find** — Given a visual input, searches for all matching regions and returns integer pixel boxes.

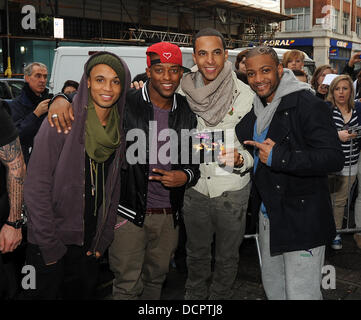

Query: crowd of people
[1,27,361,300]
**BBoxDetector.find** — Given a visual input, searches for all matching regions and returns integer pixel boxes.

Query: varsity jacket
[117,83,200,227]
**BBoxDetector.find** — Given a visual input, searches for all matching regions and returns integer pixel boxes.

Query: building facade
[272,0,361,73]
[0,0,289,82]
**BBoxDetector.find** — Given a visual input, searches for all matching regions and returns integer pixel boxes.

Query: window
[357,0,361,6]
[343,13,350,35]
[357,17,361,37]
[284,7,310,32]
[332,8,339,32]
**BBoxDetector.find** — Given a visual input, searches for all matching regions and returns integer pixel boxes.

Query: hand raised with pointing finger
[244,138,275,164]
[149,168,188,187]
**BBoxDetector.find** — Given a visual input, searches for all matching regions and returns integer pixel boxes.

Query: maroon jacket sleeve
[24,119,67,264]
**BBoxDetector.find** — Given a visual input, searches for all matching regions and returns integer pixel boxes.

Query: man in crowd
[236,46,344,299]
[24,52,130,299]
[0,101,26,298]
[179,28,254,300]
[10,62,51,164]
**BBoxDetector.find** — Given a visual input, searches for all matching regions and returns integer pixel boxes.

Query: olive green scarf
[85,98,120,163]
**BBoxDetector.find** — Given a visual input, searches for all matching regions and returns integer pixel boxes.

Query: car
[0,78,26,102]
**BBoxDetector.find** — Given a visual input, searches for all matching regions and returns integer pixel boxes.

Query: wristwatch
[4,218,25,229]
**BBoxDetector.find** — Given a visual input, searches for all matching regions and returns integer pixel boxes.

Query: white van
[49,46,316,93]
[49,46,148,94]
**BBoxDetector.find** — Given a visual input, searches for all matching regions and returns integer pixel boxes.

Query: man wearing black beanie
[23,52,131,299]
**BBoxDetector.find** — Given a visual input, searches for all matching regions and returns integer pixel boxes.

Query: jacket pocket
[114,215,128,230]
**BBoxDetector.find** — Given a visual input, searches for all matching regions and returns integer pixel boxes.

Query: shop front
[329,39,352,74]
[262,38,314,59]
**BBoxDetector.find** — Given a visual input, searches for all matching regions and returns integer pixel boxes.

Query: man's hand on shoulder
[131,81,144,90]
[47,96,74,134]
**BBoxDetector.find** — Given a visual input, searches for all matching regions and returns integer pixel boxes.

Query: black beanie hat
[86,53,125,89]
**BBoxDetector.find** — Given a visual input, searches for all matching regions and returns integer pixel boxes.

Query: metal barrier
[244,134,361,271]
[335,135,361,234]
[243,233,262,268]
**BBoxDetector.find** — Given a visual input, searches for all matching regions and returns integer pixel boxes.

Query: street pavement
[160,232,361,300]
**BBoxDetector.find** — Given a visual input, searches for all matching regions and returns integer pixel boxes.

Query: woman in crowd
[311,65,333,100]
[327,74,361,250]
[282,49,305,71]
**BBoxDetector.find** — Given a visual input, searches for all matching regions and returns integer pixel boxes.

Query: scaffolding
[118,0,292,48]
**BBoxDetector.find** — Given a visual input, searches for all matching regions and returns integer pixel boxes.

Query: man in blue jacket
[236,46,344,300]
[9,62,51,164]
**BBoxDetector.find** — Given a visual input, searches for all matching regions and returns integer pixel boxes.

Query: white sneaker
[331,234,342,250]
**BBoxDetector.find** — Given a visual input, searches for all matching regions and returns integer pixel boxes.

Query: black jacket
[9,83,51,164]
[236,90,344,255]
[117,84,200,227]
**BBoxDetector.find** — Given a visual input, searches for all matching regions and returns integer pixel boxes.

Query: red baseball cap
[146,42,190,72]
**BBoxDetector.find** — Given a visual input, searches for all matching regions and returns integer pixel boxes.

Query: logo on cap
[163,52,172,60]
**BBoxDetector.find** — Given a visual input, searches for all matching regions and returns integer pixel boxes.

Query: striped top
[332,106,360,175]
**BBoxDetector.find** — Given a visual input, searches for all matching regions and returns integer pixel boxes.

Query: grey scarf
[181,61,235,126]
[254,68,312,135]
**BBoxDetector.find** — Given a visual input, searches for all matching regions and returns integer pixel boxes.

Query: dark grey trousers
[183,184,250,300]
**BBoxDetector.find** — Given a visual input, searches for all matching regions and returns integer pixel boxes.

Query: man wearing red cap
[46,42,199,300]
[108,42,199,300]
